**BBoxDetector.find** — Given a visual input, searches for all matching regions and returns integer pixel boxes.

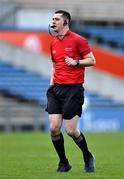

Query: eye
[55,18,60,21]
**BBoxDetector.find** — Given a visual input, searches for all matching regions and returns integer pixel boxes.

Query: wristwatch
[75,60,80,67]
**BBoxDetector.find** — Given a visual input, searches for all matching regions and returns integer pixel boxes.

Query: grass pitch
[0,131,124,179]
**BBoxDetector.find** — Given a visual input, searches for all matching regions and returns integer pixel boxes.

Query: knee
[50,124,60,135]
[65,128,76,137]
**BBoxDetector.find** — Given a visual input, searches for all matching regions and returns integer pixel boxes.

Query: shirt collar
[65,30,71,36]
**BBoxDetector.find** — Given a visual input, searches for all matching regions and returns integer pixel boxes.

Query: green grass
[0,131,124,179]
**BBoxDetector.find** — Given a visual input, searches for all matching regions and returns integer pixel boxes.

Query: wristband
[75,60,80,67]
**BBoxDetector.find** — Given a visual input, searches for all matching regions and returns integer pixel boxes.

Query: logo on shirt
[65,48,72,51]
[52,50,56,54]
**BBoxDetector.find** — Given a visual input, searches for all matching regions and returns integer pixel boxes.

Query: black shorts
[46,84,84,119]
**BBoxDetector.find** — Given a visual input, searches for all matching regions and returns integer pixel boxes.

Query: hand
[65,57,77,66]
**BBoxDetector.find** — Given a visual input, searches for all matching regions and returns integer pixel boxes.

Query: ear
[63,20,68,26]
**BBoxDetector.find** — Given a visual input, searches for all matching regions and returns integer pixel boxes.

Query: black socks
[51,132,92,164]
[51,132,67,163]
[72,132,92,162]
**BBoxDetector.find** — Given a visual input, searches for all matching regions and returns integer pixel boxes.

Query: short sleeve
[77,36,91,57]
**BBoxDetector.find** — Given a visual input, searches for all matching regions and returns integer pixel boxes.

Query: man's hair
[54,10,71,24]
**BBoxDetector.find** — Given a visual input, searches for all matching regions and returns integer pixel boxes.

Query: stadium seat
[0,62,49,105]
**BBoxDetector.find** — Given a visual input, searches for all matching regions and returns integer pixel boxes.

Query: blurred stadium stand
[1,0,124,23]
[0,41,51,131]
[0,62,49,105]
[0,61,49,131]
[0,92,46,131]
[0,2,19,26]
[78,91,124,132]
[75,25,124,54]
[0,0,124,131]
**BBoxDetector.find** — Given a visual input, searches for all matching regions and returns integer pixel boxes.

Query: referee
[46,10,96,173]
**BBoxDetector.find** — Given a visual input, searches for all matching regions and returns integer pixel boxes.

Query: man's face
[52,13,65,32]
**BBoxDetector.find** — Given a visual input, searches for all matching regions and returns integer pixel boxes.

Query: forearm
[65,52,96,67]
[50,71,54,85]
[50,63,55,85]
[78,52,96,67]
[78,57,96,67]
[50,78,54,85]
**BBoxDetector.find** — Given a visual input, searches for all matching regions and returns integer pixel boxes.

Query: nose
[53,21,56,25]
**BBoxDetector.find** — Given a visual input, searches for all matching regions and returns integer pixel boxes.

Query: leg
[64,115,95,172]
[49,114,66,162]
[46,85,72,172]
[64,115,92,160]
[49,114,71,172]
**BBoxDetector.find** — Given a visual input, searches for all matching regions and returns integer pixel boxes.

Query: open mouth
[51,25,56,28]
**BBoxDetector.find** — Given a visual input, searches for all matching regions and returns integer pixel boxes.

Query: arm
[78,52,96,67]
[50,62,55,85]
[65,52,96,67]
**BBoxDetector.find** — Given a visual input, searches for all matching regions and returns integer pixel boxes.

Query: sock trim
[51,134,61,141]
[74,135,83,143]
